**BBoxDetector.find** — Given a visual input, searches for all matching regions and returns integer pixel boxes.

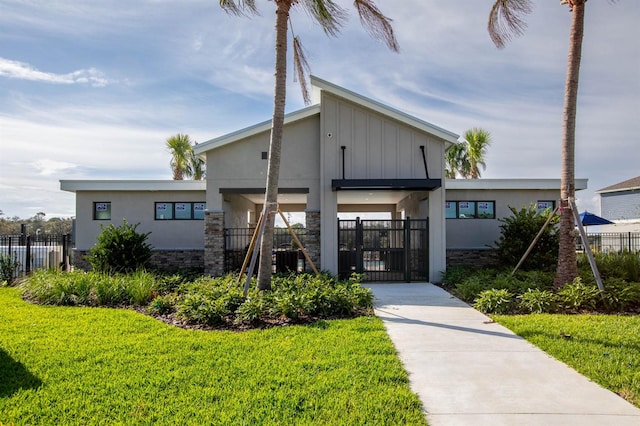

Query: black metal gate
[338,218,428,282]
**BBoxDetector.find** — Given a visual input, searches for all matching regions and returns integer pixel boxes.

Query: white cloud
[0,57,112,87]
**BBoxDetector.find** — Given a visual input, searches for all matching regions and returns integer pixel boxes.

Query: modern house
[61,77,587,282]
[597,176,640,222]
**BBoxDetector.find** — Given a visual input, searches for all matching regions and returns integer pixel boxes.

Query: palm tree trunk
[256,1,291,290]
[554,0,585,289]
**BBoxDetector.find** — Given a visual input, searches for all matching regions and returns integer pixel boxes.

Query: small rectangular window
[537,201,555,213]
[174,202,192,220]
[477,201,495,219]
[194,203,206,220]
[445,201,457,219]
[94,202,111,220]
[155,202,174,220]
[458,201,476,219]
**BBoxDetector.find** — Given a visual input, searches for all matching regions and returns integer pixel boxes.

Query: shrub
[0,253,20,285]
[518,289,557,313]
[579,252,640,282]
[474,289,514,314]
[494,204,559,270]
[441,266,473,287]
[21,269,158,307]
[557,277,602,312]
[600,278,640,313]
[147,294,177,315]
[454,275,487,302]
[88,219,153,273]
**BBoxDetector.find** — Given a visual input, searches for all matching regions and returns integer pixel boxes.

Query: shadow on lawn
[0,348,42,397]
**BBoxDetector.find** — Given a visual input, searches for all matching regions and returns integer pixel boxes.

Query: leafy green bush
[600,278,640,313]
[454,275,487,302]
[518,289,557,313]
[147,294,177,315]
[474,289,514,314]
[579,252,640,282]
[0,253,20,285]
[557,277,601,311]
[441,266,473,287]
[88,219,153,273]
[494,204,559,270]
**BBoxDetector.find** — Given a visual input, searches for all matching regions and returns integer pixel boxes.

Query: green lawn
[0,287,426,425]
[494,313,640,407]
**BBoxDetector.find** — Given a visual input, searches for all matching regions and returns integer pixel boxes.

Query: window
[445,201,495,219]
[445,202,457,219]
[94,202,111,220]
[537,201,555,214]
[155,202,206,220]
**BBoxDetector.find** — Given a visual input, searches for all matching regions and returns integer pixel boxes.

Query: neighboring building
[60,76,588,282]
[597,176,640,221]
[595,176,640,235]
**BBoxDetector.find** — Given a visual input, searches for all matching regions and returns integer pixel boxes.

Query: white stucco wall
[445,188,560,249]
[73,189,206,250]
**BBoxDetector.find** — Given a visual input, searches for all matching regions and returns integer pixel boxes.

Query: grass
[0,287,426,425]
[494,313,640,407]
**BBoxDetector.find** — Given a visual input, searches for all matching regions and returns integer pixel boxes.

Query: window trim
[536,200,556,213]
[445,200,496,219]
[155,202,206,220]
[93,202,112,220]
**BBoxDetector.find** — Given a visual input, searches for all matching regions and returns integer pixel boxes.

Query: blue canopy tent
[577,211,614,226]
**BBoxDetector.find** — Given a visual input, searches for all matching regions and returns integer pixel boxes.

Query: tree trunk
[554,0,585,289]
[256,1,291,291]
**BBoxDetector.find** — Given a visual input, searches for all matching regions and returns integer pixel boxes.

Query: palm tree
[166,133,193,180]
[464,127,492,179]
[220,0,398,290]
[189,147,206,180]
[445,141,470,179]
[488,0,601,288]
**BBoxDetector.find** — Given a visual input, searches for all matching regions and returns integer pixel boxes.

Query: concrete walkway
[368,283,640,426]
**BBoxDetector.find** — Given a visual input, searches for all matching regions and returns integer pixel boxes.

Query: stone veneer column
[204,211,225,277]
[305,211,321,271]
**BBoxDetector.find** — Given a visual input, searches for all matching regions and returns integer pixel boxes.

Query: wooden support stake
[570,199,605,292]
[277,208,319,276]
[237,211,263,285]
[244,210,267,297]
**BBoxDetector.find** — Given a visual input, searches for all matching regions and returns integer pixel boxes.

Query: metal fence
[224,227,308,274]
[576,232,640,253]
[0,234,71,279]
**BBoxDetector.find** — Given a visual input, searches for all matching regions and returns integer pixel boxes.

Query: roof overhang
[60,180,206,193]
[194,105,321,155]
[332,178,442,191]
[445,178,588,191]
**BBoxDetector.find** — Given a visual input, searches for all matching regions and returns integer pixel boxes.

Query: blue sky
[1,0,638,219]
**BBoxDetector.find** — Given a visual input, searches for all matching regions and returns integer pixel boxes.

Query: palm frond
[299,0,348,37]
[353,0,399,52]
[219,0,258,16]
[292,35,312,105]
[488,0,534,49]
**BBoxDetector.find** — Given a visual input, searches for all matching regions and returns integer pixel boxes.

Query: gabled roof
[310,76,459,144]
[596,176,640,194]
[194,76,459,155]
[193,105,320,155]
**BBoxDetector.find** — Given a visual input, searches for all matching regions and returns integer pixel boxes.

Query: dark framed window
[445,201,495,219]
[537,201,555,214]
[94,202,111,220]
[155,202,206,220]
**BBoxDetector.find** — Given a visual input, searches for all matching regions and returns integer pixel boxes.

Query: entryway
[337,218,429,281]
